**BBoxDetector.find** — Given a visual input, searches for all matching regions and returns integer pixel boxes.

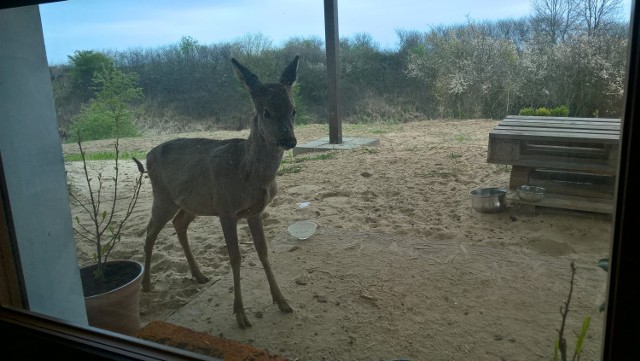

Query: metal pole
[324,0,342,144]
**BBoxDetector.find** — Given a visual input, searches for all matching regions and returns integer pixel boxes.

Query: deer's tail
[132,157,146,173]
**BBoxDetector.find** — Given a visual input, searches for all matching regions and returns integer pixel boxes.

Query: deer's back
[145,137,250,216]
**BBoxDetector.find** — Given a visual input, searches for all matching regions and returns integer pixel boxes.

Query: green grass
[454,134,472,142]
[278,151,338,175]
[422,169,455,178]
[342,122,402,136]
[64,151,148,162]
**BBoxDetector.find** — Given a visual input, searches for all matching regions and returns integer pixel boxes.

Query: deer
[135,56,299,329]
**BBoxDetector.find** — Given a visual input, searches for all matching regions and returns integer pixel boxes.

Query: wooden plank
[487,142,618,173]
[524,144,608,158]
[501,117,621,124]
[501,118,620,126]
[511,192,614,214]
[503,157,616,174]
[494,124,621,132]
[505,115,620,123]
[509,166,531,189]
[486,137,519,163]
[490,129,620,142]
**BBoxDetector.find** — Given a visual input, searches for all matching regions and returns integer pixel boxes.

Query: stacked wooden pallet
[487,115,621,214]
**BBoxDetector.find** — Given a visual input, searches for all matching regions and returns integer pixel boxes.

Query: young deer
[138,56,299,328]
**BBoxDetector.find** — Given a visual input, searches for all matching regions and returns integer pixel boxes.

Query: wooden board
[512,192,614,214]
[487,116,621,174]
[488,116,621,214]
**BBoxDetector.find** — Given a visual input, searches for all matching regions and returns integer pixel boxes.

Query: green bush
[551,105,570,116]
[518,107,536,116]
[68,66,142,142]
[69,104,138,142]
[536,107,551,116]
[291,83,311,125]
[518,105,569,117]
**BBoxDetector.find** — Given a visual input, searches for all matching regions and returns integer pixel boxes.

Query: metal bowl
[517,185,545,202]
[469,187,507,213]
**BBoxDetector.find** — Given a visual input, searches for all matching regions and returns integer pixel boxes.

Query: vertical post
[0,5,88,325]
[324,0,342,144]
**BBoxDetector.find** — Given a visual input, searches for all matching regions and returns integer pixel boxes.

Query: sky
[39,0,633,65]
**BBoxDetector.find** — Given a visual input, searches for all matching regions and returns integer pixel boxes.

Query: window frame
[0,0,638,359]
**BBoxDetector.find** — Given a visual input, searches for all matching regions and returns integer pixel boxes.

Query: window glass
[30,0,633,359]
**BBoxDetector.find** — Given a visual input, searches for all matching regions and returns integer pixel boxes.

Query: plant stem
[557,261,577,361]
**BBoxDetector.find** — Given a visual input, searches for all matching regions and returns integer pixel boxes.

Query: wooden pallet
[487,115,621,214]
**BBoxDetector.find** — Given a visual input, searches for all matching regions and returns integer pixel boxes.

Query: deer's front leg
[247,214,292,313]
[219,215,251,329]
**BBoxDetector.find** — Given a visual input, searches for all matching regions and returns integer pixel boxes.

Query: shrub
[518,107,536,116]
[536,107,551,116]
[551,105,570,117]
[518,105,569,117]
[69,105,138,141]
[68,66,142,142]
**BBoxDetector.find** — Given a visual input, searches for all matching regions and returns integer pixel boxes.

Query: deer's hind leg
[142,199,179,292]
[172,209,209,284]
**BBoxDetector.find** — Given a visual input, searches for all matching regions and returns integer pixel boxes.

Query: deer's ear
[279,55,299,89]
[231,58,262,92]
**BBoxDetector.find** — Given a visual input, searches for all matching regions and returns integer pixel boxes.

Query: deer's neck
[242,128,283,184]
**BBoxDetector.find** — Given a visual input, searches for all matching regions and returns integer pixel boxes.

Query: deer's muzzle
[278,137,297,150]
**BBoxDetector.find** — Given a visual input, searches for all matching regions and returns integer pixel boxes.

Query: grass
[278,151,338,176]
[342,122,402,136]
[422,169,455,178]
[454,134,472,142]
[64,151,148,162]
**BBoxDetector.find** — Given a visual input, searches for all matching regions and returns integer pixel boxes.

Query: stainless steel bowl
[469,187,507,213]
[517,185,545,202]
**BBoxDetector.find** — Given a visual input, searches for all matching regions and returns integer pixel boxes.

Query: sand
[63,119,612,360]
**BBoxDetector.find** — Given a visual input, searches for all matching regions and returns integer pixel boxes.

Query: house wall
[0,5,87,325]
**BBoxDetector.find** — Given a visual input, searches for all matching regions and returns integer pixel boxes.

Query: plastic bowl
[287,220,317,240]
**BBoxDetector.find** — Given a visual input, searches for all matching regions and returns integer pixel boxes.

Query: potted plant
[66,64,145,335]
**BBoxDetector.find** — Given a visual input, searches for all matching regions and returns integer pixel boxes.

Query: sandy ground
[63,119,612,360]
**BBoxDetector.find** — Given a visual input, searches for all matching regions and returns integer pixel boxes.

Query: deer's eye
[263,110,272,119]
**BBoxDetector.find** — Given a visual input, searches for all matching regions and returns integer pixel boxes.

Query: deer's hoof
[194,274,210,284]
[236,312,252,329]
[277,301,293,313]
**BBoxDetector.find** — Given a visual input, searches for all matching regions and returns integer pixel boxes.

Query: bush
[550,105,570,116]
[518,105,569,117]
[518,107,536,116]
[69,104,138,142]
[68,66,142,142]
[536,107,551,116]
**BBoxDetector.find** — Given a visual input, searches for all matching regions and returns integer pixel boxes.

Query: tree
[69,66,142,142]
[68,50,115,103]
[531,0,579,43]
[577,0,623,36]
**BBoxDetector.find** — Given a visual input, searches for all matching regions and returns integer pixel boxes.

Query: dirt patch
[64,119,612,360]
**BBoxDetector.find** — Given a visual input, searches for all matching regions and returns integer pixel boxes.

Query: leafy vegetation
[519,105,570,116]
[278,152,338,176]
[50,0,628,139]
[64,150,148,162]
[554,261,592,361]
[68,65,142,142]
[67,58,145,281]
